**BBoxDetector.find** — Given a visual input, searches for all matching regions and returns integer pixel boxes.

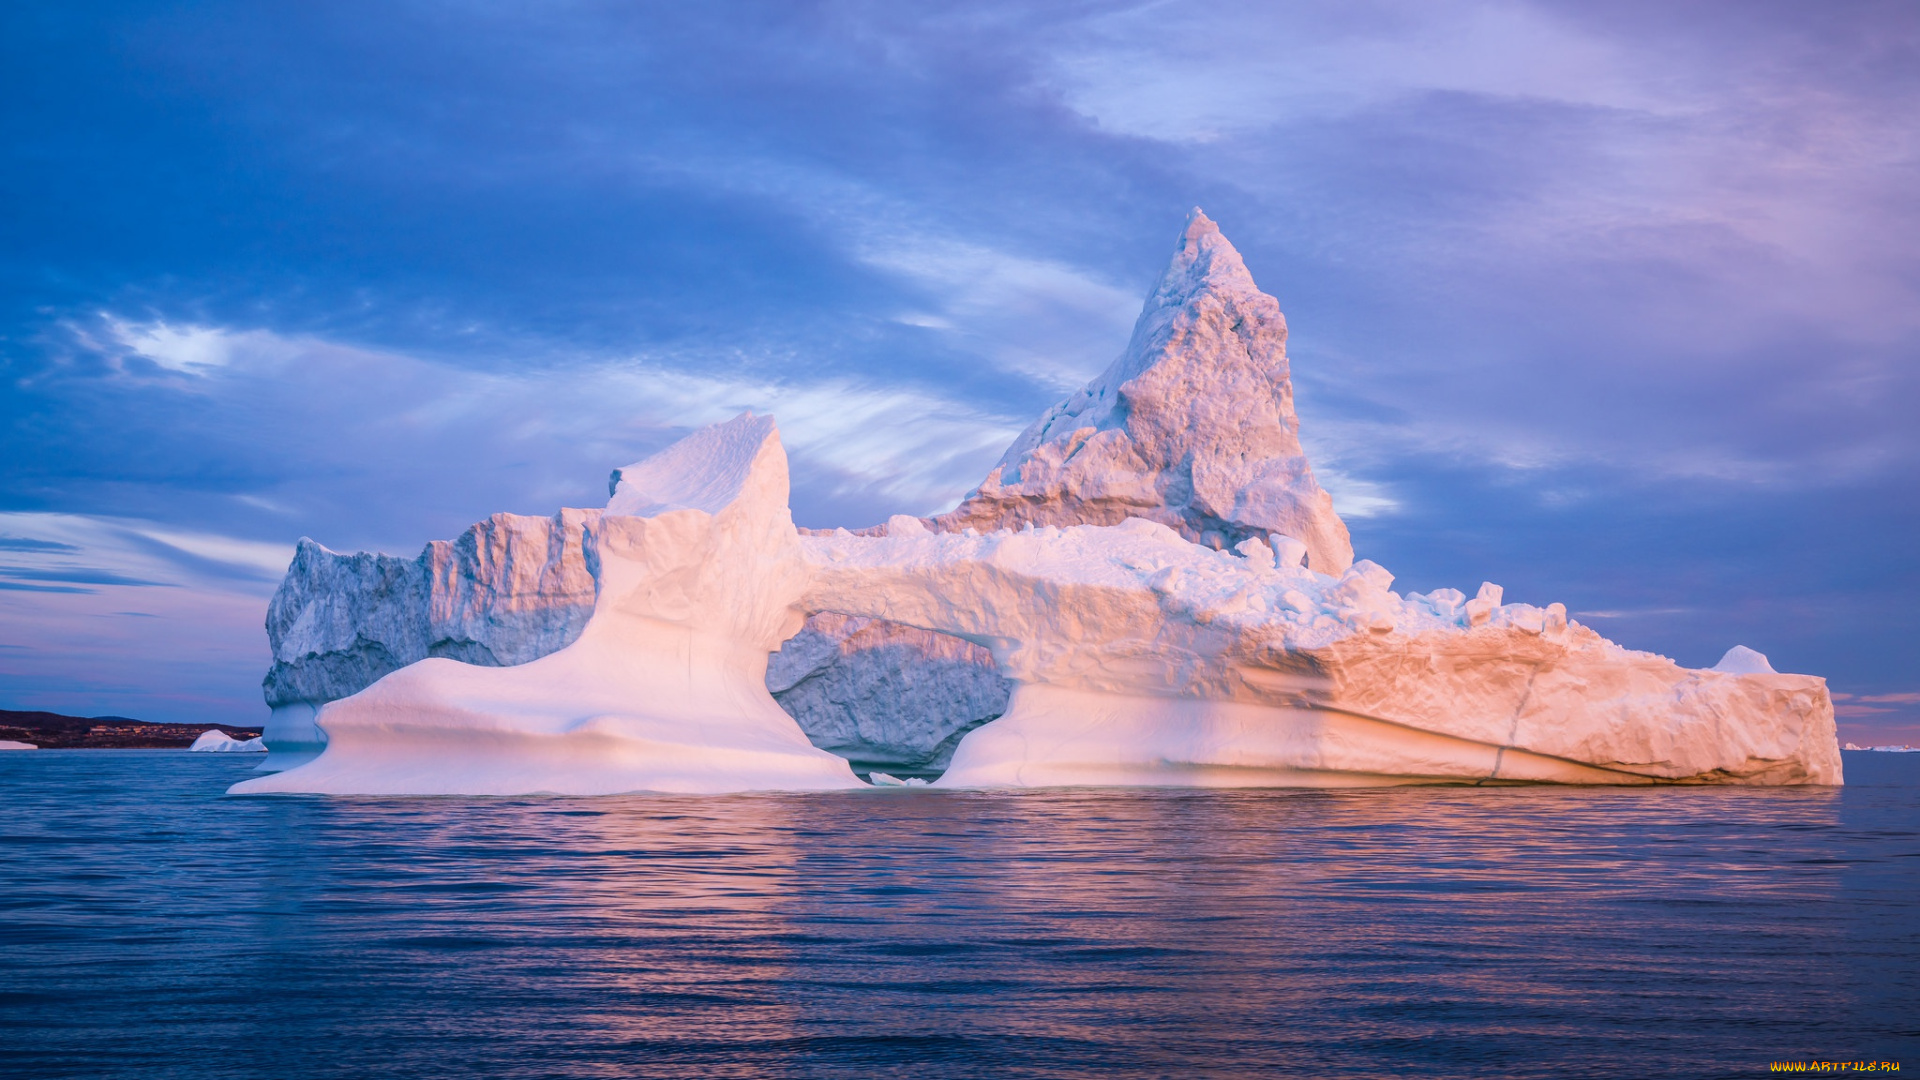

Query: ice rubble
[242,210,1842,793]
[232,415,862,796]
[189,729,266,752]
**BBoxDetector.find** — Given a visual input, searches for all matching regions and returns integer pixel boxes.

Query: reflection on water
[1,752,1914,1079]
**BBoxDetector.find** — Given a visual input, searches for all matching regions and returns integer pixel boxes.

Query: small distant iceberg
[190,729,267,753]
[1843,743,1918,753]
[0,739,37,751]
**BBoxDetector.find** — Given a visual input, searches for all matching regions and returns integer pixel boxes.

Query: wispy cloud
[0,512,294,591]
[80,317,1029,524]
[103,316,279,375]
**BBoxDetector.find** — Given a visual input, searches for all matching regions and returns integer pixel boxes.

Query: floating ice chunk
[0,739,36,750]
[1712,646,1777,675]
[868,772,930,787]
[189,730,267,752]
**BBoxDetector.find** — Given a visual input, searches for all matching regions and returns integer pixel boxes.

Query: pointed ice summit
[934,209,1353,573]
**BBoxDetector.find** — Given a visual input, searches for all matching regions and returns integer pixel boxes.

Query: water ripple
[0,750,1915,1079]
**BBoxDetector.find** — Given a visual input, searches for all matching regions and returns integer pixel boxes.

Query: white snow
[189,729,267,752]
[1711,645,1777,675]
[232,414,862,796]
[868,772,930,787]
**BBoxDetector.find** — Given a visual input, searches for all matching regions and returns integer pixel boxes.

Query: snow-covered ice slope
[232,414,862,795]
[803,519,1841,787]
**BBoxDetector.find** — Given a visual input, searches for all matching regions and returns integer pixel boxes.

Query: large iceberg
[241,210,1842,794]
[233,415,863,795]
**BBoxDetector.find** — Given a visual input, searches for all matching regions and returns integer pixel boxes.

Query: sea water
[1,751,1914,1079]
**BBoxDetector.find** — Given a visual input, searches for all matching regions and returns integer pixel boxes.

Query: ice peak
[607,412,786,518]
[935,210,1354,572]
[1712,645,1778,675]
[1145,207,1259,316]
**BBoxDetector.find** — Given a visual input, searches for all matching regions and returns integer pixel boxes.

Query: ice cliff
[235,414,862,795]
[258,508,598,767]
[244,414,1839,795]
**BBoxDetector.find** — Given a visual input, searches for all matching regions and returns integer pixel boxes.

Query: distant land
[0,710,261,749]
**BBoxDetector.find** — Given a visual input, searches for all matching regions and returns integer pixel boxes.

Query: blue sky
[3,1,1916,741]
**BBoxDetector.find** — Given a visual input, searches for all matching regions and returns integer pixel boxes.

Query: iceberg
[240,210,1842,793]
[0,739,36,751]
[233,414,862,795]
[189,729,267,752]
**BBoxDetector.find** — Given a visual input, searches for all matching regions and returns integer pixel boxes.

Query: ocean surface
[1,751,1914,1079]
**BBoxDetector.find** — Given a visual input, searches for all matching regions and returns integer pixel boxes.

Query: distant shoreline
[0,709,260,750]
